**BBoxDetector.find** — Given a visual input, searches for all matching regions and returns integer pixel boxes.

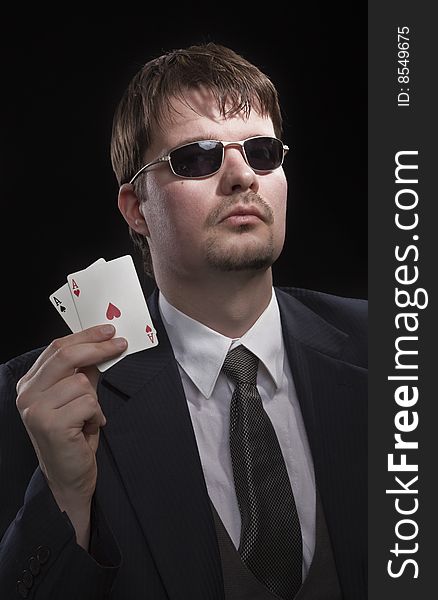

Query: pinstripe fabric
[98,315,224,600]
[277,289,367,599]
[0,287,367,599]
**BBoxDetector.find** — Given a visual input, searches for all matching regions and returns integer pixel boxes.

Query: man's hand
[15,324,127,549]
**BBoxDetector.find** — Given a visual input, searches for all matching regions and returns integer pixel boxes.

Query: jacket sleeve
[0,361,122,599]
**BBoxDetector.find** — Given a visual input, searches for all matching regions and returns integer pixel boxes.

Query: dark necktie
[222,345,303,600]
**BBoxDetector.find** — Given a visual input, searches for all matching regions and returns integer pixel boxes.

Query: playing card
[67,254,158,371]
[49,258,106,332]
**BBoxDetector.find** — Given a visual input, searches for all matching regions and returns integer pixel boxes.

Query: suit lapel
[275,287,350,446]
[275,289,367,587]
[95,286,365,598]
[97,289,224,600]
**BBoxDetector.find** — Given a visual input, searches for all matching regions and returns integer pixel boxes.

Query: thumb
[76,365,101,390]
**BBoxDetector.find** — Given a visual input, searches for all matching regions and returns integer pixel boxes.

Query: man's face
[138,88,288,283]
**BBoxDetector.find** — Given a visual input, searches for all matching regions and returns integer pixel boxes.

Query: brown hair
[110,42,283,278]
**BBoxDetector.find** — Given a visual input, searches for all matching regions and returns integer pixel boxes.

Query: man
[0,43,367,599]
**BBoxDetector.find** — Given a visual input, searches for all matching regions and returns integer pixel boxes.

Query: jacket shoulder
[277,286,367,328]
[276,287,368,366]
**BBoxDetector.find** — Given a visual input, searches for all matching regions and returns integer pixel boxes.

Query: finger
[55,394,107,434]
[77,365,101,390]
[17,336,124,404]
[33,372,97,410]
[18,325,118,390]
[17,372,90,414]
[34,337,127,393]
[19,389,106,448]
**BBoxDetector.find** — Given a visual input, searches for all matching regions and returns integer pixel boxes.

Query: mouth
[219,205,267,226]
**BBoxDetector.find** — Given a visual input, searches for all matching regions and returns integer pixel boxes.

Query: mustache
[205,192,274,227]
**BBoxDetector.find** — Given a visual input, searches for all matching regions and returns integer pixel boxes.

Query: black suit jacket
[0,287,367,599]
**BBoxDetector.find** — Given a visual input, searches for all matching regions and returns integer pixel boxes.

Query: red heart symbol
[106,302,121,320]
[145,324,155,343]
[74,289,80,297]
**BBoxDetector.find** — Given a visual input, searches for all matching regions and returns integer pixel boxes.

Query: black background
[1,7,367,362]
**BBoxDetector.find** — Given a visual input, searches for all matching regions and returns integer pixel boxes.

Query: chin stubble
[204,192,275,272]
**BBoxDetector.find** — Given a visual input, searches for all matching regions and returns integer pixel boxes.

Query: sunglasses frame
[129,136,289,183]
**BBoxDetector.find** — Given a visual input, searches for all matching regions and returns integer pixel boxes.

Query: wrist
[50,487,93,550]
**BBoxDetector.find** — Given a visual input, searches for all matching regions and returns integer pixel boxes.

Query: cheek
[267,175,288,245]
[265,173,287,220]
[143,180,207,246]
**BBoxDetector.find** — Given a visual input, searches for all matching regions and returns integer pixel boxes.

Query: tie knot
[222,345,259,386]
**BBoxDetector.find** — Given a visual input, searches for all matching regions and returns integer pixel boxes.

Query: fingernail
[113,337,127,348]
[101,324,115,335]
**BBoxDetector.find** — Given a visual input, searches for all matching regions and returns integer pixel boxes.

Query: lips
[219,205,266,223]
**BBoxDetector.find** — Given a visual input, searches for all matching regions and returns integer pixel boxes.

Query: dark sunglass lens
[170,141,223,177]
[245,137,283,171]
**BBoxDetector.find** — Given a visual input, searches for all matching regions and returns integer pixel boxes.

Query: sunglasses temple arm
[129,156,170,184]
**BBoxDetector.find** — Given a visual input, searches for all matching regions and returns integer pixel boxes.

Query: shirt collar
[158,289,284,398]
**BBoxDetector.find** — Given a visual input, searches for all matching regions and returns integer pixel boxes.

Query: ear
[118,183,150,236]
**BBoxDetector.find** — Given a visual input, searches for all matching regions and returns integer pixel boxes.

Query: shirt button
[29,556,40,576]
[36,545,50,565]
[16,581,29,598]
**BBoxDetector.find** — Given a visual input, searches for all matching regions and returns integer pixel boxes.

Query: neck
[157,269,274,338]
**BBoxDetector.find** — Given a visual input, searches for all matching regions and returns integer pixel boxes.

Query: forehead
[149,87,275,153]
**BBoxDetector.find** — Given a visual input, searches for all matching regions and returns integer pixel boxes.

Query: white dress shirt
[159,289,316,576]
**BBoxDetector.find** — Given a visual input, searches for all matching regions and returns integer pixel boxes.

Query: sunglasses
[129,136,289,182]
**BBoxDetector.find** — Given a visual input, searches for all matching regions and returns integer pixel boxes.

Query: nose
[218,146,259,196]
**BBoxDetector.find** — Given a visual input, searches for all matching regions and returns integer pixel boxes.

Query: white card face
[49,258,106,333]
[67,255,158,371]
